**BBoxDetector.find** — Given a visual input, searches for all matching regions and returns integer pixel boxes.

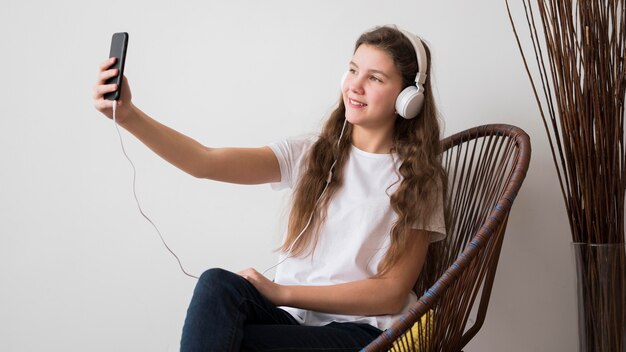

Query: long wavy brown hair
[279,25,446,278]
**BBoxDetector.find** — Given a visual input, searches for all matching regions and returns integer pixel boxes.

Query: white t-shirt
[268,136,446,331]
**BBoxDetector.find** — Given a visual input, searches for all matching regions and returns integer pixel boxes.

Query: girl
[93,25,446,351]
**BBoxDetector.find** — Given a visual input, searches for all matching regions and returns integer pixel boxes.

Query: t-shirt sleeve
[267,136,316,191]
[412,183,447,243]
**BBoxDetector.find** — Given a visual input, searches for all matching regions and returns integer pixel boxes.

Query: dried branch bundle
[506,0,626,244]
[507,2,626,351]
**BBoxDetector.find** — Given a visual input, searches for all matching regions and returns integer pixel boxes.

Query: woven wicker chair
[362,124,531,352]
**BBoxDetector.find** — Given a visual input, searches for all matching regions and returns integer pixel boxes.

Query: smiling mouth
[349,98,367,107]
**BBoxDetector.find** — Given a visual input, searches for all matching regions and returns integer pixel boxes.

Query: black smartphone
[104,32,129,101]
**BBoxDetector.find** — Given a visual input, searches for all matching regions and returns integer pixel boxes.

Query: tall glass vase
[572,243,626,352]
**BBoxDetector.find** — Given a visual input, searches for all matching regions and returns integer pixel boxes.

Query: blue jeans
[180,268,383,351]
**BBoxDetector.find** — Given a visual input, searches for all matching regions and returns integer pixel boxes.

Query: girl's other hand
[238,268,288,306]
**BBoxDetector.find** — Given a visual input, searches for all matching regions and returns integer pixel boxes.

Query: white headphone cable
[262,181,330,276]
[262,118,348,276]
[112,102,198,280]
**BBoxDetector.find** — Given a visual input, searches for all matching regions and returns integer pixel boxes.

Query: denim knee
[195,268,243,298]
[199,267,237,285]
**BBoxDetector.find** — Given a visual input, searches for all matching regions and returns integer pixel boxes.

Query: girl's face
[342,44,404,130]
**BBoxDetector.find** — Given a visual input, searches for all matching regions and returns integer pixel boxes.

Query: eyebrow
[349,61,391,79]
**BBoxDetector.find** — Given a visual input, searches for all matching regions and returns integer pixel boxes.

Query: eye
[370,75,383,83]
[349,68,357,75]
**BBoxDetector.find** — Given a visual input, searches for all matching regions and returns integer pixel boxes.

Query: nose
[345,74,365,94]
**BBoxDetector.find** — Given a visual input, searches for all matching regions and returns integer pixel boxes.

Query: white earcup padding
[395,85,424,119]
[341,71,348,89]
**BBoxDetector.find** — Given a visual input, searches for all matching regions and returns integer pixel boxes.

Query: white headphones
[342,27,428,120]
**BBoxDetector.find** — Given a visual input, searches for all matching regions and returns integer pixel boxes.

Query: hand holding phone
[104,32,129,101]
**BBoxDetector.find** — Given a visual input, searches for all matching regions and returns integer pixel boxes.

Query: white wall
[0,0,577,351]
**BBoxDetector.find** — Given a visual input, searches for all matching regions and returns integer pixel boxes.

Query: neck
[350,124,394,154]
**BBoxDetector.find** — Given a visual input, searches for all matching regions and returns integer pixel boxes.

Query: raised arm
[118,105,280,184]
[93,58,280,185]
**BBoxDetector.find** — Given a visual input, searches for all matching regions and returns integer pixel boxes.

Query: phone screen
[104,32,129,101]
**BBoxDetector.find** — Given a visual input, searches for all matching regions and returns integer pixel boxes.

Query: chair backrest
[363,124,531,352]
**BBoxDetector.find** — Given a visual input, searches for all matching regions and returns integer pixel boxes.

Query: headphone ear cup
[341,71,348,89]
[395,85,424,119]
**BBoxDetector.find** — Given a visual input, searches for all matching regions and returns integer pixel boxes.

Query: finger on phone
[95,98,113,111]
[101,83,118,96]
[99,57,116,71]
[100,68,118,81]
[93,84,117,99]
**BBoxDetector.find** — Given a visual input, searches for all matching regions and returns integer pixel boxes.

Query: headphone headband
[397,28,428,86]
